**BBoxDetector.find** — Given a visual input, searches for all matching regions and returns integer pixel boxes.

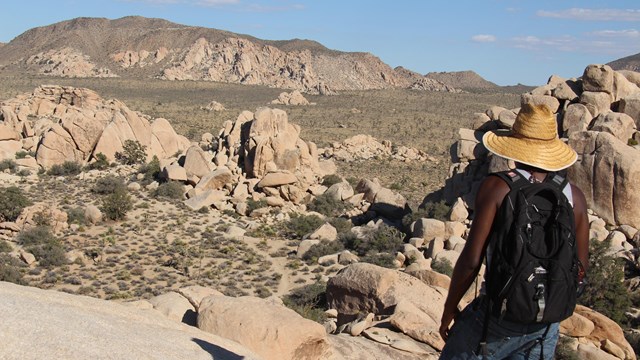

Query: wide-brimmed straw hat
[482,103,577,171]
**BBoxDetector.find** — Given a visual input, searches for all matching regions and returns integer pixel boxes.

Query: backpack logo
[485,171,578,324]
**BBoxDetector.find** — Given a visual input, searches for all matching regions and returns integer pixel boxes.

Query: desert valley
[1,16,640,360]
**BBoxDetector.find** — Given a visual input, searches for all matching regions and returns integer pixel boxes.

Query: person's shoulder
[569,182,588,213]
[479,173,511,199]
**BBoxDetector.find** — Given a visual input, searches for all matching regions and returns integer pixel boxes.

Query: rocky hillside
[609,52,640,72]
[0,16,458,94]
[424,70,498,90]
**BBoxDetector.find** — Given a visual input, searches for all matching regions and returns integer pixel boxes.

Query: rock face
[0,281,260,360]
[0,85,190,168]
[25,47,117,78]
[444,64,640,228]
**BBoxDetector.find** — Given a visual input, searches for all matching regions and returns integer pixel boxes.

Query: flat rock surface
[0,281,260,360]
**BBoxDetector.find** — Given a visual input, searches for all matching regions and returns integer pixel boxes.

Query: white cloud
[196,0,240,6]
[590,29,640,38]
[537,8,640,22]
[471,34,496,43]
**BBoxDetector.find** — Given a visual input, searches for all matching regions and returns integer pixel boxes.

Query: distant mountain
[424,71,498,90]
[607,52,640,72]
[0,16,458,94]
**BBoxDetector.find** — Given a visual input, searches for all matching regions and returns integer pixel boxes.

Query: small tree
[86,152,110,170]
[101,188,133,221]
[578,238,631,325]
[0,186,32,222]
[115,140,147,165]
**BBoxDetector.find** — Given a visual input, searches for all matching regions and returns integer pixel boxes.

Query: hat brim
[482,130,577,172]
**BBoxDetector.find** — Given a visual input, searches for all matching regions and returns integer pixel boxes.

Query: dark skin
[438,168,590,341]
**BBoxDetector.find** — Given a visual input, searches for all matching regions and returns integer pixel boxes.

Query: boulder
[195,167,234,191]
[182,145,215,178]
[198,295,332,360]
[569,131,640,228]
[575,305,635,360]
[148,291,196,325]
[326,263,446,349]
[590,112,636,143]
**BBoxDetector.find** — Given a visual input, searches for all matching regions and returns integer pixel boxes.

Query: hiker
[439,103,589,359]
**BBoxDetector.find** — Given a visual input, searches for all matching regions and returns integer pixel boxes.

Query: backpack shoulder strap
[544,172,569,190]
[490,170,530,191]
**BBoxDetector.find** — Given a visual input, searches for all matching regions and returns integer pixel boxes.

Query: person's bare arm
[571,184,589,273]
[439,176,508,341]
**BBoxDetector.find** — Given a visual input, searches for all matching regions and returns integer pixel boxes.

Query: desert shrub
[328,217,353,236]
[93,175,126,194]
[86,152,110,170]
[0,240,12,253]
[101,188,133,221]
[0,186,32,222]
[302,240,345,263]
[578,238,631,325]
[284,213,325,239]
[406,200,451,225]
[14,151,33,159]
[153,181,184,200]
[359,253,396,268]
[47,161,83,176]
[625,331,640,358]
[340,223,404,257]
[66,207,86,225]
[629,138,639,146]
[321,174,343,187]
[282,282,328,323]
[246,198,268,213]
[554,336,580,360]
[307,193,352,217]
[18,226,67,268]
[0,254,26,284]
[138,155,161,185]
[115,140,147,165]
[0,159,17,172]
[431,258,454,277]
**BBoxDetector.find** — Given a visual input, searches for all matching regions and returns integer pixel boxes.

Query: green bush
[359,253,396,268]
[0,159,17,172]
[340,224,404,257]
[431,258,454,277]
[321,174,343,187]
[246,198,268,213]
[18,226,67,268]
[282,282,328,323]
[554,336,580,360]
[47,161,83,176]
[101,188,133,221]
[86,152,110,170]
[307,193,352,217]
[285,213,325,239]
[14,151,34,160]
[138,156,161,185]
[0,186,32,222]
[578,239,631,325]
[92,175,126,194]
[66,207,86,225]
[115,140,147,165]
[402,200,451,228]
[328,217,353,236]
[0,254,26,285]
[153,181,184,200]
[0,240,12,253]
[302,240,345,263]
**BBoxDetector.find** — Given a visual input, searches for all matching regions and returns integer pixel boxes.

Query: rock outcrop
[0,85,190,169]
[0,281,260,360]
[444,64,640,229]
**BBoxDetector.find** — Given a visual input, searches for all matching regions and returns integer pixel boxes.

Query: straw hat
[482,103,577,171]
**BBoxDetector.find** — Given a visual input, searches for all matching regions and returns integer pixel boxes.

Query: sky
[0,0,639,86]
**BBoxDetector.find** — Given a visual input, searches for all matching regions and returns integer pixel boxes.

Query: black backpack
[484,170,579,324]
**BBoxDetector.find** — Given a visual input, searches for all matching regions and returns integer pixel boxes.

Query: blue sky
[1,0,639,86]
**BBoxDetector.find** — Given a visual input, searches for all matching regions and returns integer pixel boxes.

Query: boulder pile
[323,134,436,163]
[0,85,190,169]
[271,90,313,106]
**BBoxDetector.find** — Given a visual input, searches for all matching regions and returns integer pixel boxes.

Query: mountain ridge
[0,16,461,93]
